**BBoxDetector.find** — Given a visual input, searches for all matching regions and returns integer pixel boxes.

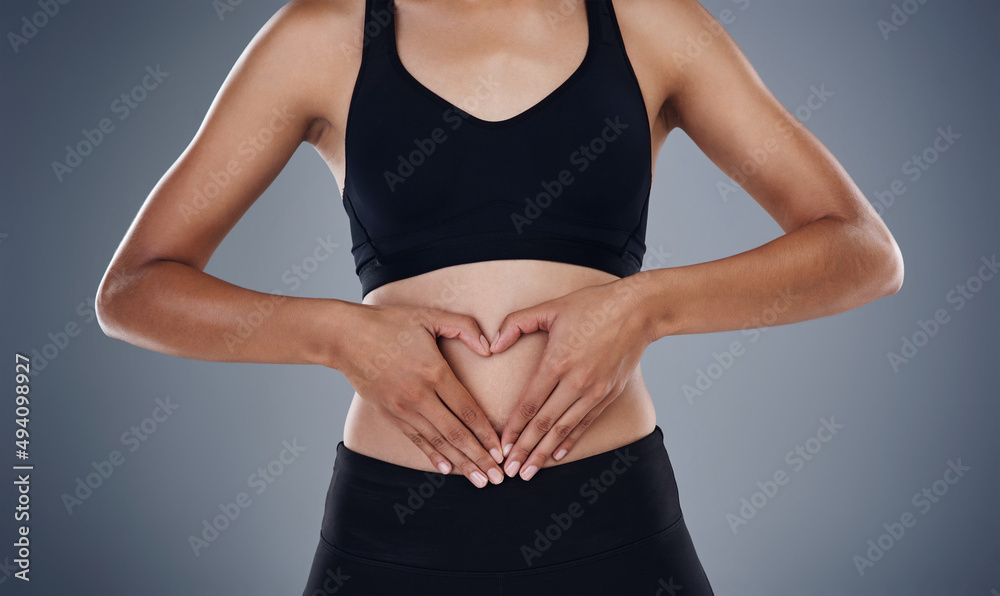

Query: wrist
[628,267,679,343]
[310,298,362,370]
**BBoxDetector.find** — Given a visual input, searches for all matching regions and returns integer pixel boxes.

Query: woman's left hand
[488,275,654,480]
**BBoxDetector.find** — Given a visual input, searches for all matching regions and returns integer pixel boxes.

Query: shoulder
[610,0,735,59]
[228,0,368,139]
[251,0,367,61]
[610,0,757,128]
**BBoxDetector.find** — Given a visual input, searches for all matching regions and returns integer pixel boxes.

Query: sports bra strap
[363,0,393,59]
[595,0,618,46]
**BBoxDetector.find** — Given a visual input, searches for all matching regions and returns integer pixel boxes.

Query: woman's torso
[309,0,675,473]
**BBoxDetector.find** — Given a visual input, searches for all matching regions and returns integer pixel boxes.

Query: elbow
[95,282,121,339]
[882,246,904,296]
[868,222,905,298]
[95,267,133,340]
[835,211,904,300]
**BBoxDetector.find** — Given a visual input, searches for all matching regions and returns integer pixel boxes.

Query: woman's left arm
[492,0,904,480]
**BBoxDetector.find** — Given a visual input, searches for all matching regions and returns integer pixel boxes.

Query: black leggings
[301,426,714,595]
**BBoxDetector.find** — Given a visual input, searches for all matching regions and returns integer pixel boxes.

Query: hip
[324,425,682,569]
[302,425,715,594]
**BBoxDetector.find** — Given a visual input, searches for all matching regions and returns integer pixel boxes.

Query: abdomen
[343,259,657,473]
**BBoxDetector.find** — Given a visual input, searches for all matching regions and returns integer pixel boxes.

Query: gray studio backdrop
[1,1,997,595]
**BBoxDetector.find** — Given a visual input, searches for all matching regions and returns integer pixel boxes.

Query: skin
[95,0,903,489]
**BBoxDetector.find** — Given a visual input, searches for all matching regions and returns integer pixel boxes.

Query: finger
[489,305,553,353]
[420,388,504,486]
[552,390,619,462]
[500,372,560,477]
[434,369,504,465]
[505,379,581,480]
[405,410,491,488]
[520,388,613,480]
[500,349,563,458]
[421,409,504,488]
[406,407,494,488]
[427,311,493,357]
[392,416,453,475]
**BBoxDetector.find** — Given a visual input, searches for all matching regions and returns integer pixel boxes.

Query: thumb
[490,306,553,353]
[428,312,493,357]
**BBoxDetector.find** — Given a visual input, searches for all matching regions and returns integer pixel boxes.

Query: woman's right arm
[95,0,505,486]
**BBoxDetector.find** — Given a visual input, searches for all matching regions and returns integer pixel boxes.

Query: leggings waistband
[318,425,683,572]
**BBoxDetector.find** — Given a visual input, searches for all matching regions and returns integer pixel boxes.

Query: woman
[95,0,904,594]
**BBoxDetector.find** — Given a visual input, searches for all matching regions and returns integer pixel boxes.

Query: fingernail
[490,448,503,464]
[491,331,500,349]
[437,461,451,474]
[521,464,538,481]
[504,459,521,477]
[470,471,488,488]
[487,468,504,484]
[479,334,491,354]
[554,448,567,461]
[502,443,512,457]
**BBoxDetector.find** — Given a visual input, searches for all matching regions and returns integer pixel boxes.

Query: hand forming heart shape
[485,275,655,481]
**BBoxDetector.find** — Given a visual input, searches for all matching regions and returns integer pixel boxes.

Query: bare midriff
[343,258,657,474]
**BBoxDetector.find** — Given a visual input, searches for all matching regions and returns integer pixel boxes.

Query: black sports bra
[343,0,652,298]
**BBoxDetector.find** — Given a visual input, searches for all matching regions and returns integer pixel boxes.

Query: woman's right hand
[329,302,505,488]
